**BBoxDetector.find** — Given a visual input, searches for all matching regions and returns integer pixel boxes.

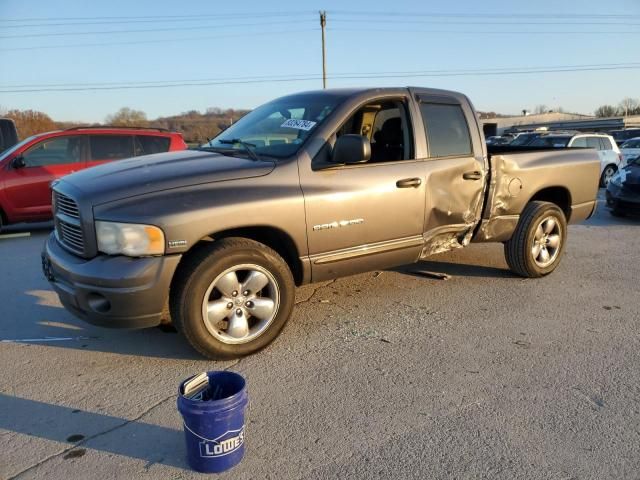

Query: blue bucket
[177,371,248,473]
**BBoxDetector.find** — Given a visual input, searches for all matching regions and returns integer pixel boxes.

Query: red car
[0,126,186,229]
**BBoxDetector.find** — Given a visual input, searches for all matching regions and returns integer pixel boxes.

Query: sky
[0,0,639,122]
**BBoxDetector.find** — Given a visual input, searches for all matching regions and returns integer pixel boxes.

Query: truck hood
[58,149,275,205]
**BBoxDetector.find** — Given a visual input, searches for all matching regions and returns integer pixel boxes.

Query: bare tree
[534,104,549,114]
[619,98,640,117]
[5,109,57,137]
[105,107,148,126]
[594,105,618,117]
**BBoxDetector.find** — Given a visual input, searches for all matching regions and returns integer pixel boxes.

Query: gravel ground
[1,195,639,480]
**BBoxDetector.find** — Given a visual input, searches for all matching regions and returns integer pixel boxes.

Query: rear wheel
[504,201,567,278]
[170,238,295,359]
[600,165,617,188]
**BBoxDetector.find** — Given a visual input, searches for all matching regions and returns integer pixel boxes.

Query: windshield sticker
[281,119,317,131]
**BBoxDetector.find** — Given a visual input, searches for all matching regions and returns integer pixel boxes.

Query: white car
[530,133,622,187]
[620,137,640,166]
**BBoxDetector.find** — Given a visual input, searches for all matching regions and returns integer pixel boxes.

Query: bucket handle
[183,422,244,443]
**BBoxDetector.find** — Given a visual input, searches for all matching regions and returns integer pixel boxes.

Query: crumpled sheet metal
[475,153,522,242]
[420,163,487,258]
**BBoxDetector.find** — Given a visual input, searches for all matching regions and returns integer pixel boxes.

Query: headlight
[609,172,623,187]
[95,221,165,256]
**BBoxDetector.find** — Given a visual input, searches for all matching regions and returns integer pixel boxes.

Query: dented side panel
[474,148,601,242]
[419,155,487,258]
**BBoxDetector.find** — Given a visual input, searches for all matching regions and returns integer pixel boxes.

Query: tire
[600,165,617,188]
[170,237,295,359]
[610,208,626,218]
[504,201,567,278]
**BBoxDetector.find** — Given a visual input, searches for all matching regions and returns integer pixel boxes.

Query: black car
[606,156,640,216]
[610,128,640,146]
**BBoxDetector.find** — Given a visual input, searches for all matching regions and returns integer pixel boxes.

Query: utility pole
[320,11,327,89]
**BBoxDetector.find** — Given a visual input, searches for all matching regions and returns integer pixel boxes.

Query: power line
[2,63,639,94]
[0,13,314,28]
[0,19,316,39]
[329,27,640,35]
[2,10,637,22]
[0,29,318,52]
[4,63,638,89]
[330,10,640,19]
[0,11,315,22]
[331,18,640,26]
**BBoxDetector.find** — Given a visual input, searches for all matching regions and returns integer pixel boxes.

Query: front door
[299,97,426,281]
[2,135,85,220]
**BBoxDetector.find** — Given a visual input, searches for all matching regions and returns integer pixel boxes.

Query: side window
[586,137,601,150]
[90,135,134,161]
[420,103,472,158]
[134,135,171,156]
[336,100,413,162]
[599,137,613,150]
[571,137,587,148]
[22,136,82,167]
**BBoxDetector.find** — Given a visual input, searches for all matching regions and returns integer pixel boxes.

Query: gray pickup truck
[42,87,600,358]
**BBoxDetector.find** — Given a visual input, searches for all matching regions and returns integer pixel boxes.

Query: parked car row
[0,127,186,229]
[487,131,623,187]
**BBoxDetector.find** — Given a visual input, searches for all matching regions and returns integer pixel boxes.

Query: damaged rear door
[410,90,488,257]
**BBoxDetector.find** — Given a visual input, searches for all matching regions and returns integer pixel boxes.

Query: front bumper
[42,233,181,329]
[606,185,640,214]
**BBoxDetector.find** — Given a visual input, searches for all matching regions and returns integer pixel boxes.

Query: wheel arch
[527,186,572,221]
[181,226,304,286]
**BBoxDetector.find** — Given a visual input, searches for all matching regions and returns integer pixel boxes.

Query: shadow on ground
[0,393,188,470]
[395,260,513,279]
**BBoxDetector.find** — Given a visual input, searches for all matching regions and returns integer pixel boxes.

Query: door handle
[396,177,422,188]
[462,171,482,181]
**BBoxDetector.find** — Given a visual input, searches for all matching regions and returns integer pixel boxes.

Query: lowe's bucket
[177,371,248,473]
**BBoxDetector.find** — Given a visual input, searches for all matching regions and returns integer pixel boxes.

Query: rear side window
[89,135,134,161]
[586,137,601,150]
[135,135,171,156]
[420,103,472,158]
[599,137,613,150]
[571,137,587,147]
[22,136,83,167]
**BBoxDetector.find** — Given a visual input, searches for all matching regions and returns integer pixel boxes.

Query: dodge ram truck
[42,87,600,358]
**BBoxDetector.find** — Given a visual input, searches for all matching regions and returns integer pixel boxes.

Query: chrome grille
[53,190,85,254]
[54,192,80,218]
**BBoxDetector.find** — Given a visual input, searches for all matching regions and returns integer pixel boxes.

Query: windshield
[529,136,571,148]
[201,95,341,159]
[510,133,538,146]
[0,135,40,162]
[621,139,640,149]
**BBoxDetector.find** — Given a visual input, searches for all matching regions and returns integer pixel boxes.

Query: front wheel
[170,238,295,359]
[504,201,567,278]
[600,165,617,188]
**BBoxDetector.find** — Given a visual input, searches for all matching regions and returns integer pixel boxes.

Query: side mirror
[11,155,26,169]
[332,134,371,165]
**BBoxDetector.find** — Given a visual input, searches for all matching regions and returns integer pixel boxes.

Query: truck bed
[474,146,601,242]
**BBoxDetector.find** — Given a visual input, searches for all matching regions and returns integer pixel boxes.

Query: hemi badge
[168,240,188,248]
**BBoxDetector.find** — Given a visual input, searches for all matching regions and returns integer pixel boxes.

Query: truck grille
[53,191,85,254]
[54,192,80,218]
